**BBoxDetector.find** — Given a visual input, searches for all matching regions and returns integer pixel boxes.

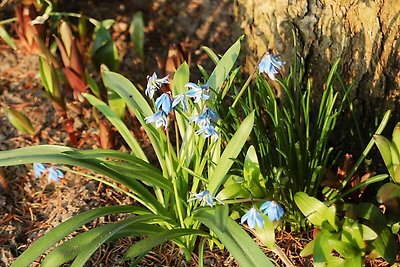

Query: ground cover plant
[0,1,399,266]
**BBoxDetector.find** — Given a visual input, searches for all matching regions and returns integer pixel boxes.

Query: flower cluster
[144,73,219,139]
[258,54,285,80]
[241,201,284,229]
[33,163,64,183]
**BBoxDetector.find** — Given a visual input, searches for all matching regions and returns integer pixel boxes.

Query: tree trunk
[234,0,400,118]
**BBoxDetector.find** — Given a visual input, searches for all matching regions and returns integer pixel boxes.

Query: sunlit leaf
[195,208,274,267]
[377,182,400,203]
[129,11,145,62]
[0,25,16,50]
[4,106,35,135]
[208,111,254,195]
[10,205,138,267]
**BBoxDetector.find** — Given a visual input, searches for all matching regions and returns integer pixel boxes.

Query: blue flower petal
[260,200,284,222]
[47,167,63,183]
[145,73,169,99]
[145,110,168,129]
[258,54,285,80]
[155,93,173,114]
[241,207,264,229]
[188,190,215,207]
[33,163,46,178]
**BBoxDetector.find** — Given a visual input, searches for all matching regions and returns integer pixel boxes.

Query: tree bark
[234,0,400,117]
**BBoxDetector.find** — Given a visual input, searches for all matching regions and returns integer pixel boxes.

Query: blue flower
[188,190,214,207]
[172,94,188,111]
[258,54,285,80]
[155,93,173,114]
[190,107,220,139]
[241,207,264,229]
[190,107,219,124]
[196,120,219,139]
[145,73,169,99]
[145,110,168,129]
[185,82,210,103]
[260,200,284,222]
[47,167,64,183]
[33,163,47,178]
[33,163,64,183]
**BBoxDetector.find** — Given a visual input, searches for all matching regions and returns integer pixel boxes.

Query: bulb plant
[0,37,279,267]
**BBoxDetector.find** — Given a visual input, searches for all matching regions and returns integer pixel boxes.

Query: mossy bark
[234,0,400,119]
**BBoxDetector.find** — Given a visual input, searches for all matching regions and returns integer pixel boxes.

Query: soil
[0,1,396,267]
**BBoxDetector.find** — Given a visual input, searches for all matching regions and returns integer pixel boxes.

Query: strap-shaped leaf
[41,224,116,267]
[374,134,395,178]
[377,182,400,203]
[0,145,168,216]
[371,227,398,263]
[123,228,206,260]
[194,208,274,267]
[0,25,16,50]
[84,93,147,161]
[208,111,254,195]
[101,161,173,192]
[392,123,400,155]
[294,192,338,230]
[207,36,242,98]
[71,215,164,267]
[10,205,137,267]
[172,62,190,138]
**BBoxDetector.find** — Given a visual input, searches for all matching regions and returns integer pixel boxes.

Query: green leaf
[215,204,229,232]
[3,106,35,135]
[360,224,378,241]
[243,145,264,197]
[10,205,137,267]
[208,111,254,195]
[300,239,314,257]
[328,240,357,258]
[101,161,173,193]
[353,202,387,229]
[201,46,220,65]
[71,215,162,267]
[207,36,242,98]
[294,192,337,230]
[371,227,398,263]
[0,25,16,50]
[0,145,168,216]
[257,215,275,249]
[107,90,126,118]
[42,223,161,267]
[216,184,251,200]
[84,70,102,99]
[123,229,206,260]
[172,62,190,138]
[313,230,337,266]
[194,208,274,267]
[377,182,400,203]
[394,165,400,184]
[129,11,145,61]
[338,174,388,200]
[374,134,395,178]
[392,122,400,155]
[84,93,146,161]
[92,25,119,71]
[41,224,116,267]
